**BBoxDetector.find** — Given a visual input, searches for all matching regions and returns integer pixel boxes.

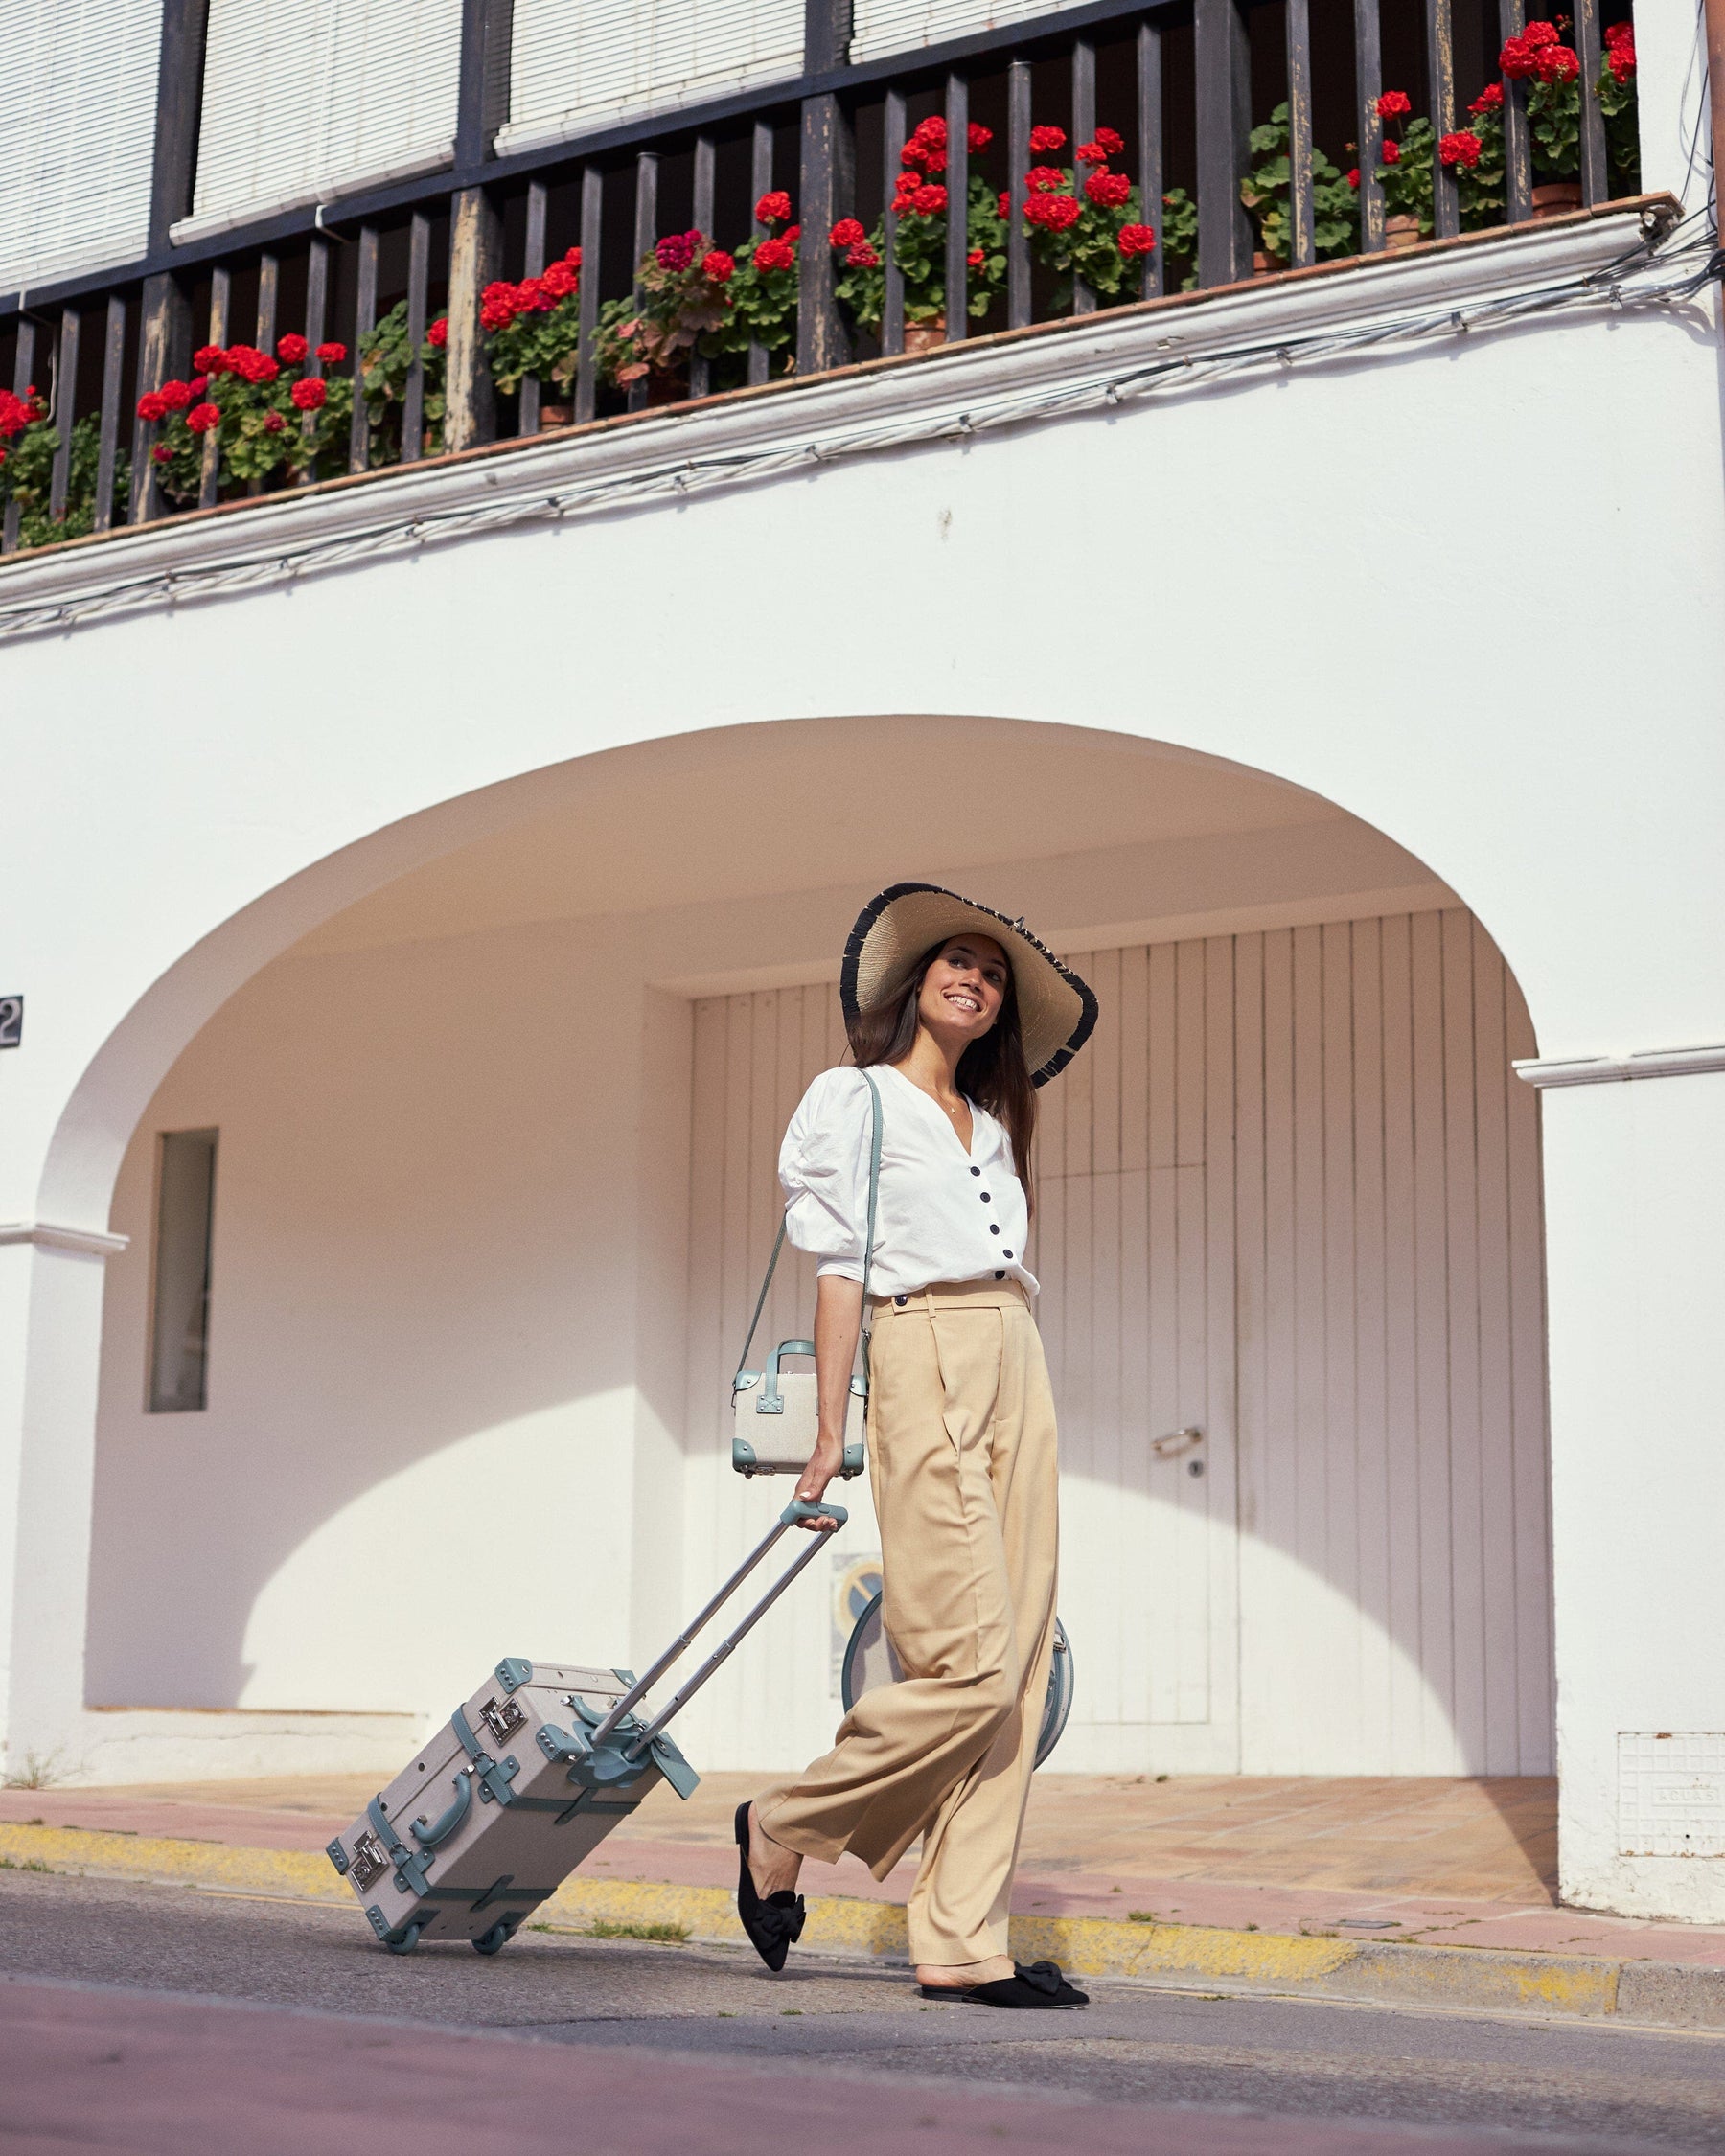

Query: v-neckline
[882,1062,979,1160]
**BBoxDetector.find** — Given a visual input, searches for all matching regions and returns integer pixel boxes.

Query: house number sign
[0,996,20,1050]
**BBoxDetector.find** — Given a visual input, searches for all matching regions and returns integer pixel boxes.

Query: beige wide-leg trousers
[756,1278,1059,1967]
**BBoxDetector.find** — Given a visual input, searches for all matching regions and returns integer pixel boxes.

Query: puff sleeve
[779,1067,874,1281]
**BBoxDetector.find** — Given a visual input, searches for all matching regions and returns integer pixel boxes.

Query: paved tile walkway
[5,1772,1721,1965]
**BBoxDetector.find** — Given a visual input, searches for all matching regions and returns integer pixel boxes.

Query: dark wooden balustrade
[0,0,1640,555]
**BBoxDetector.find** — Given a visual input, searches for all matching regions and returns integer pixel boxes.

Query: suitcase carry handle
[583,1496,848,1762]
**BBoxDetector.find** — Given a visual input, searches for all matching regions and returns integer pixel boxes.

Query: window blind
[498,0,804,157]
[850,0,1092,65]
[0,0,162,297]
[180,0,461,241]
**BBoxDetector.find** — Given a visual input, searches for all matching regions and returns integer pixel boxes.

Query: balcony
[0,0,1650,561]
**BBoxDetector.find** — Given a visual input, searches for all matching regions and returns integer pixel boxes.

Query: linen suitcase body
[329,1496,844,1955]
[327,1658,696,1954]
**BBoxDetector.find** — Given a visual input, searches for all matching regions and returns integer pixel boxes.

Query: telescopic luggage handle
[565,1498,847,1796]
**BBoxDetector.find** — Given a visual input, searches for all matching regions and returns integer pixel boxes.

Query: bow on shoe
[1016,1960,1066,1997]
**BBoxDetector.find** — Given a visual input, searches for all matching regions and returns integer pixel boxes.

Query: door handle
[1150,1426,1203,1458]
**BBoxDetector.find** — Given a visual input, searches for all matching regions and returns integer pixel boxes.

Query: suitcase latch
[480,1694,526,1745]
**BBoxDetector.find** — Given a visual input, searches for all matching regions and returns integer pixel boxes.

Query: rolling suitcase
[326,1493,847,1955]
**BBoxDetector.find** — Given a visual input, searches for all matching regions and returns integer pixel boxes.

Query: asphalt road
[4,1868,1725,2153]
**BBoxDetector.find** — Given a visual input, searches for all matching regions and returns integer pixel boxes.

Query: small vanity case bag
[731,1071,881,1480]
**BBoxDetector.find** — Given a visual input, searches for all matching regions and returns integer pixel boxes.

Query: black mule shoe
[733,1801,806,1973]
[918,1960,1089,2008]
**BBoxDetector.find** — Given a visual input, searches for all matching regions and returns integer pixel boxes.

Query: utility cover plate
[1618,1732,1725,1856]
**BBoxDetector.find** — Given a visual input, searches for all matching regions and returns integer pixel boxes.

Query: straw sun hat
[841,883,1098,1089]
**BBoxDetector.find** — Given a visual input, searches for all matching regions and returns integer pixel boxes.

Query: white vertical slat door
[676,907,1552,1780]
[0,0,162,295]
[185,0,461,238]
[850,0,1096,66]
[1041,941,1241,1774]
[499,0,804,157]
[1231,908,1552,1775]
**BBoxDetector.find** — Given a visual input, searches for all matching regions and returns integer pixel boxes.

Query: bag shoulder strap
[734,1068,884,1382]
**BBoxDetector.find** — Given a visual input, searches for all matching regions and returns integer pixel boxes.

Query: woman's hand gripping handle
[794,1273,864,1531]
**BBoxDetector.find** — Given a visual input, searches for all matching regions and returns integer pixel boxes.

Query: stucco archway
[42,714,1551,1788]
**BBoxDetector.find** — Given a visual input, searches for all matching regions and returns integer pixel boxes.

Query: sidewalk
[6,1772,1724,2026]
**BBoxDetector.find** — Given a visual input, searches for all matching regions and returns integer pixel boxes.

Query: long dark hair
[847,938,1038,1204]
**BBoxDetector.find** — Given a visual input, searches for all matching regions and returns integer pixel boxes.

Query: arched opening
[73,714,1549,1791]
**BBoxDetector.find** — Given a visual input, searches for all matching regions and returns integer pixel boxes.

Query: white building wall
[0,198,1719,1908]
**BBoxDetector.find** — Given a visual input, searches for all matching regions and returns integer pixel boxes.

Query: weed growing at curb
[0,1856,50,1872]
[586,1919,690,1943]
[4,1748,67,1790]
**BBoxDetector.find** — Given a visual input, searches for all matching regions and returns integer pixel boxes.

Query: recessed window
[149,1129,218,1413]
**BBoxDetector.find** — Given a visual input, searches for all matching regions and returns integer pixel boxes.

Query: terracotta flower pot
[904,316,946,356]
[1253,250,1274,276]
[1530,181,1582,219]
[1384,215,1422,251]
[539,402,573,430]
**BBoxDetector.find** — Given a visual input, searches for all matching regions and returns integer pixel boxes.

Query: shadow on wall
[86,919,665,1721]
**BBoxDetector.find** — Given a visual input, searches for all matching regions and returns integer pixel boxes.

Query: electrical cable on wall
[0,213,1715,647]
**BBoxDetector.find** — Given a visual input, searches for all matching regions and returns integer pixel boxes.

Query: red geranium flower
[656,229,701,272]
[315,340,347,363]
[703,249,735,281]
[829,217,867,248]
[1075,139,1110,165]
[967,247,985,267]
[1533,41,1579,80]
[1092,126,1124,156]
[564,244,583,269]
[1346,168,1361,187]
[784,224,801,242]
[1438,128,1483,167]
[291,376,327,410]
[755,190,793,225]
[194,345,230,376]
[1381,138,1402,164]
[152,442,172,464]
[1117,222,1157,256]
[967,122,992,151]
[754,236,795,271]
[998,190,1012,218]
[845,242,879,268]
[1469,82,1505,112]
[895,168,923,195]
[135,390,167,423]
[1025,165,1067,194]
[480,281,518,331]
[1028,124,1066,152]
[226,344,278,384]
[186,401,221,434]
[276,333,308,364]
[157,378,194,411]
[540,258,578,297]
[427,315,449,348]
[187,376,208,398]
[912,116,947,150]
[1084,170,1132,208]
[1606,21,1634,49]
[906,183,948,217]
[263,410,286,432]
[1376,89,1412,117]
[1024,193,1082,231]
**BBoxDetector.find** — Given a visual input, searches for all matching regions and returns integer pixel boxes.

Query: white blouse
[778,1064,1038,1300]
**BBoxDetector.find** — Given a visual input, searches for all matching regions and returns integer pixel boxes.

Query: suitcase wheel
[384,1922,425,1956]
[472,1919,516,1957]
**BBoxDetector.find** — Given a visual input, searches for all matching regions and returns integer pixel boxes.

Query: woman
[734,883,1097,2009]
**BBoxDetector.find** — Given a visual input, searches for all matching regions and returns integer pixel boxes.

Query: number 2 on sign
[0,998,22,1049]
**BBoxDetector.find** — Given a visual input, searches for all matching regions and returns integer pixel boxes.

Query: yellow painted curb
[0,1821,1696,2025]
[0,1822,345,1902]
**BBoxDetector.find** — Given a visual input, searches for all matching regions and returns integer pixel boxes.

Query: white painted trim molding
[0,1220,130,1256]
[0,201,1690,646]
[1514,1045,1725,1088]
